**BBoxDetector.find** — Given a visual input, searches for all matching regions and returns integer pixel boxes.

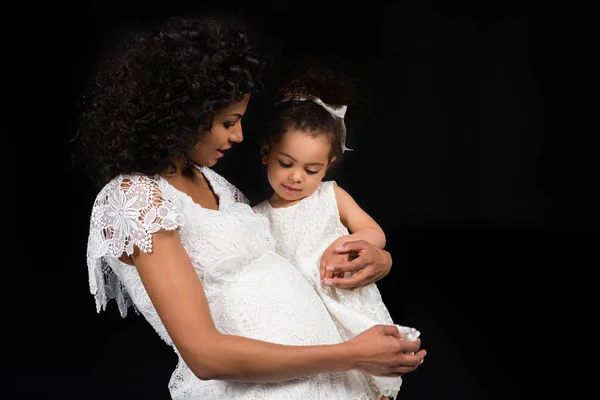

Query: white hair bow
[297,97,352,153]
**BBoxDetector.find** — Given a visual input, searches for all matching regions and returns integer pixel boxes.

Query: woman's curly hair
[262,56,362,162]
[75,16,267,186]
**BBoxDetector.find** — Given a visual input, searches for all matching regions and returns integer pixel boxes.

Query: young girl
[253,63,421,400]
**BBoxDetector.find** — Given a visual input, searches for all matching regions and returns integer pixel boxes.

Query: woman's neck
[161,158,198,179]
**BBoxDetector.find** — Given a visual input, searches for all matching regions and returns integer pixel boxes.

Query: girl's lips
[282,184,300,192]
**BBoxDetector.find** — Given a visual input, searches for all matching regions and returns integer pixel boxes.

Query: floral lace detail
[87,175,182,317]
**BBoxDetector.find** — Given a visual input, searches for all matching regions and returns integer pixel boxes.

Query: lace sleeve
[86,175,182,316]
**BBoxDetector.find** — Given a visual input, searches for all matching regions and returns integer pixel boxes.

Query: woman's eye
[224,122,235,128]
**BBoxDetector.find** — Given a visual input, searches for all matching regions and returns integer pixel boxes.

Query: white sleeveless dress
[253,181,420,399]
[86,166,377,399]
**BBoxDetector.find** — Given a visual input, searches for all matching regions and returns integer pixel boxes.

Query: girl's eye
[306,170,318,175]
[278,160,292,168]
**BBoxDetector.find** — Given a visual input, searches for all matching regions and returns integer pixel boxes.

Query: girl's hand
[320,238,351,281]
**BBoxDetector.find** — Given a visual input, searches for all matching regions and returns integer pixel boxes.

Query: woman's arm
[132,228,424,382]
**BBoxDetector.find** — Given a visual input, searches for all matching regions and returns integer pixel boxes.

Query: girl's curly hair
[262,56,362,162]
[75,16,267,186]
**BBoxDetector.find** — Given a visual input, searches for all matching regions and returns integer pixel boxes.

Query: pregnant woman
[77,15,426,399]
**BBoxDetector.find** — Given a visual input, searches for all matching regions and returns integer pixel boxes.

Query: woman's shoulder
[89,173,182,257]
[95,173,161,197]
[95,173,185,207]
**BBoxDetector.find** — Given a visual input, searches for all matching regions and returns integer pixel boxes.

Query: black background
[4,0,596,399]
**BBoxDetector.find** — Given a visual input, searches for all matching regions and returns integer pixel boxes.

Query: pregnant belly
[203,251,343,346]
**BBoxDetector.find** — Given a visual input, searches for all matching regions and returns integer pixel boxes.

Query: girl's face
[262,129,333,207]
[189,94,250,167]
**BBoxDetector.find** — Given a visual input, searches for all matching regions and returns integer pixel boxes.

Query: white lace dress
[86,166,377,399]
[253,181,420,399]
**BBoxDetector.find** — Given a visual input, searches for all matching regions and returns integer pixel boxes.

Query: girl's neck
[268,193,302,209]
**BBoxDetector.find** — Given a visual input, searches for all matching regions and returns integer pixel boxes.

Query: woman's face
[189,94,251,167]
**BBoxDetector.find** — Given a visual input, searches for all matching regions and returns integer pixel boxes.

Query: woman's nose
[231,125,243,143]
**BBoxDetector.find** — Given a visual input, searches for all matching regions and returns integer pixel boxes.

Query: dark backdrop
[5,1,595,399]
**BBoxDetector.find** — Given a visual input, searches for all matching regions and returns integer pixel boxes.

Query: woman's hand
[347,325,425,377]
[320,240,392,289]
